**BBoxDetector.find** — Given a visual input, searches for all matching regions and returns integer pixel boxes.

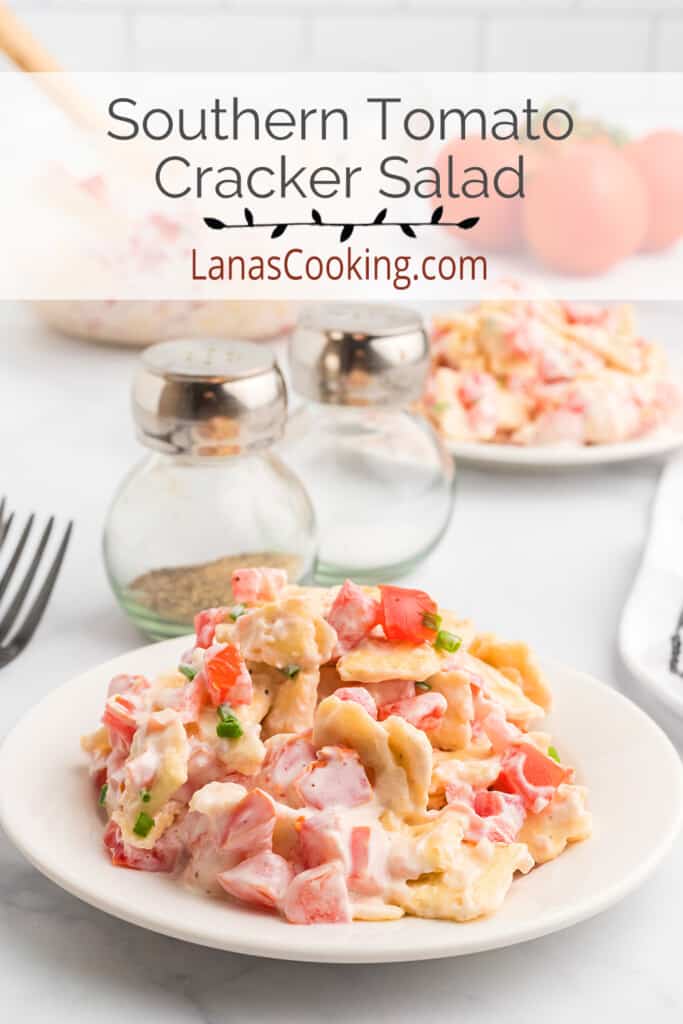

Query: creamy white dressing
[86,578,592,923]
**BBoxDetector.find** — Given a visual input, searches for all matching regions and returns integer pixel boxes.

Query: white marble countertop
[1,301,683,1022]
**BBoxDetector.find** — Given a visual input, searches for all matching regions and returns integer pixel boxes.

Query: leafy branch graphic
[204,206,479,242]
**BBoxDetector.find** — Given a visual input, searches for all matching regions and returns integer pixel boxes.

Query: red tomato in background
[379,585,439,644]
[623,131,683,251]
[433,137,525,252]
[521,140,649,275]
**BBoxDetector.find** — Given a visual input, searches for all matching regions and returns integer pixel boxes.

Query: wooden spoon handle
[0,4,61,71]
[0,4,105,132]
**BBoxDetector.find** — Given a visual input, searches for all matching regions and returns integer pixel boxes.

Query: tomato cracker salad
[425,298,680,446]
[82,568,591,925]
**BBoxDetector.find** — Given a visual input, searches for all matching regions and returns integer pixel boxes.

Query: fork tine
[0,513,34,600]
[3,521,73,660]
[0,516,53,643]
[0,510,14,550]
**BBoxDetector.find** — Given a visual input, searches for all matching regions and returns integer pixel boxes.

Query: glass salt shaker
[283,303,455,584]
[103,339,317,640]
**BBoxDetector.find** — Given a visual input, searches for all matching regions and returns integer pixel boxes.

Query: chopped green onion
[216,705,243,739]
[283,665,300,679]
[133,811,154,838]
[422,611,442,633]
[217,718,243,739]
[415,681,432,692]
[434,630,462,653]
[230,604,247,621]
[547,745,560,763]
[178,664,197,681]
[98,783,108,807]
[140,789,151,803]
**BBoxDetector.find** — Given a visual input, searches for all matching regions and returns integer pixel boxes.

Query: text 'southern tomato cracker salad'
[82,568,591,925]
[425,298,680,446]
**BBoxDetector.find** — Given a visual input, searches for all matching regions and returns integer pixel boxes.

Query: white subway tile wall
[0,1,681,71]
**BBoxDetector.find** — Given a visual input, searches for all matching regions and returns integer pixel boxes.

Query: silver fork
[0,497,73,668]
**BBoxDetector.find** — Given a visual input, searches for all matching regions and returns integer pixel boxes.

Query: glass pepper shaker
[283,303,455,585]
[103,339,317,640]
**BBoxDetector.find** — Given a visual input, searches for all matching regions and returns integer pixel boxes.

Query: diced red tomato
[102,695,138,747]
[194,607,231,649]
[494,742,572,812]
[334,687,378,719]
[283,861,351,924]
[510,743,568,789]
[378,691,447,731]
[231,567,287,605]
[202,643,253,707]
[519,744,571,788]
[102,820,179,872]
[348,826,382,897]
[217,850,294,910]
[442,786,526,844]
[326,580,381,656]
[103,820,137,867]
[470,790,526,843]
[473,790,505,817]
[296,746,372,811]
[379,585,439,644]
[222,789,276,858]
[349,826,370,877]
[258,736,316,805]
[299,811,347,869]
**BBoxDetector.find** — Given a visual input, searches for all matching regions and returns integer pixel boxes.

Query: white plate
[1,637,682,963]
[447,428,683,469]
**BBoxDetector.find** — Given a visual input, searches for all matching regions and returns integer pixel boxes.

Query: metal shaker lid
[132,339,287,456]
[289,303,429,406]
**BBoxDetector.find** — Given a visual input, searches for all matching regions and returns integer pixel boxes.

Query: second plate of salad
[423,294,683,468]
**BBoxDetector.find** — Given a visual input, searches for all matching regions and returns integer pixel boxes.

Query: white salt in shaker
[284,304,455,584]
